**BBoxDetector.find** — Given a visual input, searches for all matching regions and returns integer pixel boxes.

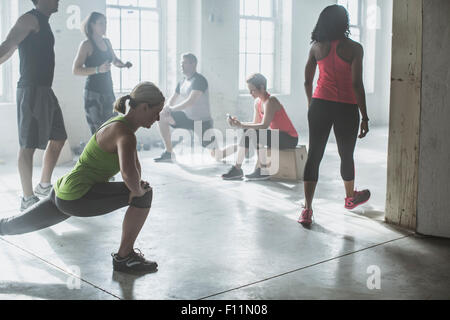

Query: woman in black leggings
[0,82,165,274]
[299,5,371,226]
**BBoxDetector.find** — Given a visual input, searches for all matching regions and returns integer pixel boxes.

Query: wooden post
[385,0,422,229]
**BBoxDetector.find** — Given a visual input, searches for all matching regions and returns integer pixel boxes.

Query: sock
[40,182,51,188]
[116,252,132,260]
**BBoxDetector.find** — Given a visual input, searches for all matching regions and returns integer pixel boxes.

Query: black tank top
[18,9,55,88]
[85,39,114,94]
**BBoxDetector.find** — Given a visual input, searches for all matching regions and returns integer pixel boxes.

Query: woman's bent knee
[130,189,153,209]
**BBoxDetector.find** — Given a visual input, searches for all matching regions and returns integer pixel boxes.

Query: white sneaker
[20,195,40,212]
[34,183,53,197]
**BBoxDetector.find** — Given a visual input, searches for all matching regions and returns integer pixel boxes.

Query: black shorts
[169,111,216,148]
[241,129,298,150]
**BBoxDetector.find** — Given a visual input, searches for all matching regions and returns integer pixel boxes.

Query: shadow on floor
[111,271,149,300]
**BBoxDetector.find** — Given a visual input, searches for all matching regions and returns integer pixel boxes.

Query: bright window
[239,0,276,91]
[106,0,161,94]
[0,0,18,102]
[338,0,377,93]
[0,13,3,99]
[337,0,361,42]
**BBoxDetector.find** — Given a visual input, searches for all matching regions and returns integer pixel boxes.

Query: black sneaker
[112,249,158,274]
[245,168,271,181]
[154,151,174,163]
[222,166,244,180]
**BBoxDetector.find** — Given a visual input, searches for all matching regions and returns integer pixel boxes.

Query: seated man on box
[154,53,216,162]
[221,73,299,181]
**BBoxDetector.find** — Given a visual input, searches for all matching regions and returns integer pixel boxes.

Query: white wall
[0,0,393,159]
[0,0,105,160]
[199,0,335,141]
[191,0,392,140]
[52,0,106,149]
[366,0,393,126]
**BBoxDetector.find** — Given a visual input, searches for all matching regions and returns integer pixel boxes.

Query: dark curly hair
[311,5,350,43]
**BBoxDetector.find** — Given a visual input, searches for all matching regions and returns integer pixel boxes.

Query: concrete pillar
[416,0,450,238]
[385,0,422,229]
[386,0,450,238]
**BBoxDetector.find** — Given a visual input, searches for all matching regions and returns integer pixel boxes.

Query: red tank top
[257,97,298,138]
[313,40,357,104]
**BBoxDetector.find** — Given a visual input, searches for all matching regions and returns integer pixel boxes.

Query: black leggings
[0,182,152,236]
[303,98,360,182]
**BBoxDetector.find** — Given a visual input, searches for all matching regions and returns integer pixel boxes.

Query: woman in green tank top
[0,82,165,274]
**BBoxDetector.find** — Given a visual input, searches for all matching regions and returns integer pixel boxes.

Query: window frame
[338,0,364,42]
[239,0,279,94]
[106,0,165,95]
[356,0,364,43]
[338,0,377,94]
[0,0,15,103]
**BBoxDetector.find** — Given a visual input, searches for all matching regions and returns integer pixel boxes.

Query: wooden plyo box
[266,146,308,181]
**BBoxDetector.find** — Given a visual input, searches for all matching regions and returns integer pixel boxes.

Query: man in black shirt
[0,0,67,211]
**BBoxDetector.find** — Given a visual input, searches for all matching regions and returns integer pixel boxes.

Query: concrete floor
[0,126,449,300]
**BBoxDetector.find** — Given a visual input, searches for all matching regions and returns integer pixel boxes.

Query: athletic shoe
[112,249,158,274]
[154,151,174,163]
[298,207,313,226]
[222,166,244,180]
[345,189,371,210]
[34,183,52,197]
[245,168,271,181]
[20,195,40,212]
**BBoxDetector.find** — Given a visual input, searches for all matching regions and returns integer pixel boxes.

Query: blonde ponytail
[113,95,131,114]
[113,82,165,114]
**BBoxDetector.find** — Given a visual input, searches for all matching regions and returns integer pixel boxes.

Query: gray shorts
[17,86,67,150]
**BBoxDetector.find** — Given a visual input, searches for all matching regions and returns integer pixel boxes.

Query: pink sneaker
[298,208,313,226]
[345,190,371,210]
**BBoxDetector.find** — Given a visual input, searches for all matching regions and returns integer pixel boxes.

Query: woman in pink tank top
[299,5,371,226]
[219,73,299,181]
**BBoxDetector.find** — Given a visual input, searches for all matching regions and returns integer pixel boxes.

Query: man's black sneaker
[112,249,158,274]
[245,167,271,181]
[222,166,244,180]
[154,151,174,163]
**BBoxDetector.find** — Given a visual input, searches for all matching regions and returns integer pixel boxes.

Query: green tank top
[54,116,131,200]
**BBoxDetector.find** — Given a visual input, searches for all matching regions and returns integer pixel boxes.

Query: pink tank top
[257,97,298,138]
[313,40,357,104]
